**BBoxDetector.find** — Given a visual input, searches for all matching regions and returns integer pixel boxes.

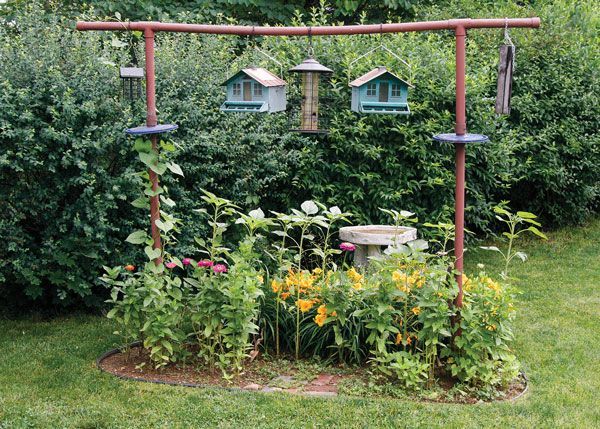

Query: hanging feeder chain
[307,27,315,57]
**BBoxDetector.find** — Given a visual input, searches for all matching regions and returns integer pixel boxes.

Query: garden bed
[97,344,527,403]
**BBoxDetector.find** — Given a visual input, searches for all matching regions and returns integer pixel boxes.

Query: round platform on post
[339,225,417,267]
[432,133,489,143]
[125,124,179,135]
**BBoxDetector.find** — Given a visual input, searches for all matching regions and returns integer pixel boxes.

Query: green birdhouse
[221,67,287,113]
[349,66,413,115]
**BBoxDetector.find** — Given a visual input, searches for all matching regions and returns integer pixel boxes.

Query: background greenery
[1,219,598,428]
[0,0,598,307]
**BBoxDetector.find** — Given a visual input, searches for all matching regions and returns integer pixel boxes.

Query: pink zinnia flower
[212,264,227,274]
[165,262,177,269]
[197,259,214,268]
[340,242,356,252]
[182,257,191,266]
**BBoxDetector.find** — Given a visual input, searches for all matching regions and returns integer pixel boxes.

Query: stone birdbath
[339,225,417,267]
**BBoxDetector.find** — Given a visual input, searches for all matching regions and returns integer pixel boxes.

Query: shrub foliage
[0,1,597,305]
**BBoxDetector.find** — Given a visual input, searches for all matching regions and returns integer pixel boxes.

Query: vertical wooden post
[454,25,467,308]
[144,27,162,264]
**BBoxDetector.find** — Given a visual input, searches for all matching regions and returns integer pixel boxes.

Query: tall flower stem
[321,222,332,273]
[275,289,281,356]
[295,225,308,360]
[503,221,516,278]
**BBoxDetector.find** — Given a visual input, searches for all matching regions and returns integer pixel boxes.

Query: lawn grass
[1,218,599,428]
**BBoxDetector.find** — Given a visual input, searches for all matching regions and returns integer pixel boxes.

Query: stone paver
[243,373,340,397]
[242,383,262,391]
[304,390,337,397]
[312,374,334,386]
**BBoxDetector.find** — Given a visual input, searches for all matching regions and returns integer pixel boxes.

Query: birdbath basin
[339,225,417,267]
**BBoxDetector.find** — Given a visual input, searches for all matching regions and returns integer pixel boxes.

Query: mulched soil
[98,345,527,402]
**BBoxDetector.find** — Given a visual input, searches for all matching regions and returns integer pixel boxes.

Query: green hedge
[0,1,597,307]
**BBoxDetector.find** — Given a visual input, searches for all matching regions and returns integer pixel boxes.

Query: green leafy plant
[372,351,429,390]
[443,272,519,387]
[480,204,547,279]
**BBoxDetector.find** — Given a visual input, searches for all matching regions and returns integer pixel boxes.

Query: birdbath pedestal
[339,225,417,267]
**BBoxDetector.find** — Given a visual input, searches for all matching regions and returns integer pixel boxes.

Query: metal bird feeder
[120,66,144,100]
[289,55,332,134]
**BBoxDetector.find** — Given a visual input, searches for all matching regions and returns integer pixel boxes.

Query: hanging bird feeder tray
[349,66,413,114]
[221,67,286,113]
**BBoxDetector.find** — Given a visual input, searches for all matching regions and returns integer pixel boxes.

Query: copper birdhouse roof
[349,66,413,88]
[222,67,286,87]
[289,57,333,73]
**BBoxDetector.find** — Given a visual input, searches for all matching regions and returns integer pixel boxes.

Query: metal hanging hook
[307,27,314,57]
[504,18,514,47]
[503,18,516,70]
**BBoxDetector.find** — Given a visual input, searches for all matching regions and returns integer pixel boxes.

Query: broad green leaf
[167,162,184,177]
[409,239,428,251]
[134,138,152,154]
[514,251,528,262]
[301,200,318,215]
[480,246,501,253]
[138,151,156,166]
[125,230,147,244]
[160,196,176,207]
[144,246,162,261]
[329,206,342,215]
[131,197,149,209]
[249,208,265,219]
[155,219,173,233]
[517,211,537,219]
[139,152,167,175]
[522,218,542,226]
[160,141,176,152]
[527,226,548,239]
[494,206,511,216]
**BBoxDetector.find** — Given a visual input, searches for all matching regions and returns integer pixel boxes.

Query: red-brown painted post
[454,24,467,308]
[144,27,162,263]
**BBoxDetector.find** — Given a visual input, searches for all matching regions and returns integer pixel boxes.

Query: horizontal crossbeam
[77,18,540,35]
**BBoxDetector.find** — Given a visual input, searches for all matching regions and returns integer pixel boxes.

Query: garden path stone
[242,383,262,391]
[272,375,295,383]
[312,374,334,386]
[261,386,283,393]
[304,390,337,397]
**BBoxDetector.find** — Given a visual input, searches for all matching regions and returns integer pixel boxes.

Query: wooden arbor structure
[76,17,540,309]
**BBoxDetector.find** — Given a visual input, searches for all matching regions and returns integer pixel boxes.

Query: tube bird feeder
[120,66,144,100]
[289,56,332,134]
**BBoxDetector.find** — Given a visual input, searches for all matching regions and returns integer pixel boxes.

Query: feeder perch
[221,67,286,113]
[349,66,413,115]
[339,225,417,267]
[120,66,144,100]
[125,124,179,135]
[289,57,332,133]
